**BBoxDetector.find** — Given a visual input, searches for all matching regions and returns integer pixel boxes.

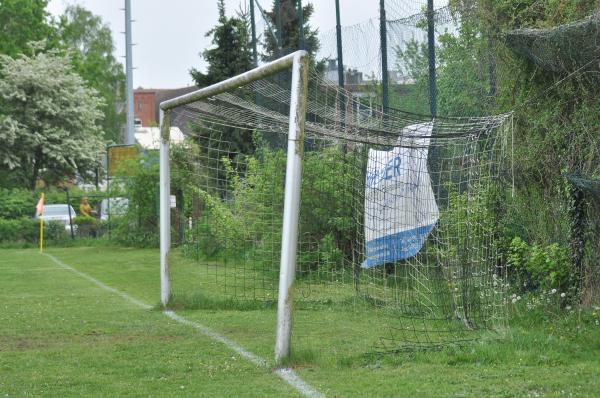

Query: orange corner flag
[36,194,44,216]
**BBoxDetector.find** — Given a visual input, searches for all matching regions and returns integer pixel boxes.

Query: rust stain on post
[161,110,171,141]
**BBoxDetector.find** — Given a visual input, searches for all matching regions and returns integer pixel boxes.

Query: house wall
[134,91,157,127]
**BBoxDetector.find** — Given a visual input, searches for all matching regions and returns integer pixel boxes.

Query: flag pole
[39,193,44,253]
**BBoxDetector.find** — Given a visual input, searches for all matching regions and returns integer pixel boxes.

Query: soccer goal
[159,50,512,363]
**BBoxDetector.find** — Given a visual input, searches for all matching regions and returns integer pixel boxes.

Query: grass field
[1,246,599,397]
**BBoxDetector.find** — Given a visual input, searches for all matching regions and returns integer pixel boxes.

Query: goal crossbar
[158,50,309,365]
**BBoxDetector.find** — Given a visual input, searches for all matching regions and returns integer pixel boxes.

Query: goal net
[160,51,512,358]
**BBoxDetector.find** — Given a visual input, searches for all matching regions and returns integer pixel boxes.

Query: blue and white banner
[362,122,439,269]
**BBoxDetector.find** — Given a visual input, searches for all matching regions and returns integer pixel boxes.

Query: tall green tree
[188,0,256,159]
[262,0,320,61]
[190,0,253,88]
[0,44,105,189]
[58,5,125,143]
[0,0,56,57]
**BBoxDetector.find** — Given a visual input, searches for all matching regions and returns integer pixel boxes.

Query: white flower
[560,292,566,298]
[517,296,521,301]
[566,305,572,311]
[551,288,557,294]
[511,298,517,304]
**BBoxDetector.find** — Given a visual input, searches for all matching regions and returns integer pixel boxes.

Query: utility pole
[124,0,134,145]
[427,0,437,117]
[250,0,258,66]
[335,0,345,124]
[297,0,305,50]
[379,0,389,120]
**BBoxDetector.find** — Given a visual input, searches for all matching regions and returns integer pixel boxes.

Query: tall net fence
[166,65,513,352]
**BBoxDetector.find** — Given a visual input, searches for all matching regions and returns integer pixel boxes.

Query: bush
[110,152,160,248]
[0,218,67,243]
[0,189,36,219]
[74,216,98,238]
[507,236,571,292]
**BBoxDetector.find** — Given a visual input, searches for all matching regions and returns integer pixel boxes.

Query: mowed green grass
[2,246,600,397]
[0,248,300,397]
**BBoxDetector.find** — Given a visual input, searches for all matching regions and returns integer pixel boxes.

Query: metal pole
[335,0,345,125]
[427,0,437,117]
[250,0,258,67]
[274,51,309,366]
[66,189,75,240]
[158,50,309,363]
[379,0,389,120]
[297,0,305,50]
[275,0,282,56]
[124,0,134,145]
[159,109,171,306]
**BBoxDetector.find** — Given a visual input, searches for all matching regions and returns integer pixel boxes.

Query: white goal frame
[158,50,309,365]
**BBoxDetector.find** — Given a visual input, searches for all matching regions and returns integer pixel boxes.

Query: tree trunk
[30,151,42,190]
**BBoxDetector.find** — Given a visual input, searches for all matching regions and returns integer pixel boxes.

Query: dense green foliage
[0,0,56,57]
[190,0,253,87]
[262,0,320,61]
[507,236,571,292]
[0,218,66,243]
[110,152,160,248]
[0,45,105,189]
[393,0,600,300]
[58,5,125,144]
[0,3,124,189]
[179,144,358,274]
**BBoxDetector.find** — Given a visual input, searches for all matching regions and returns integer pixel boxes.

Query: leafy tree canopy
[0,43,105,189]
[0,0,57,57]
[58,5,125,144]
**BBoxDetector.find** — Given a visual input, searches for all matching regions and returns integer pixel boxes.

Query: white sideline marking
[44,253,324,398]
[45,254,152,310]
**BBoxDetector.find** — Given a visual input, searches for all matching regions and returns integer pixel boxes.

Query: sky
[47,0,388,89]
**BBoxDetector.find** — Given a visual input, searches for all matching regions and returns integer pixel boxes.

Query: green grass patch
[2,246,599,397]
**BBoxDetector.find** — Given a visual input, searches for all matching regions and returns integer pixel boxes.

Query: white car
[35,204,77,231]
[100,197,129,221]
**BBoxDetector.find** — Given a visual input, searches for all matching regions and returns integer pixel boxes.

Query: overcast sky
[47,0,391,89]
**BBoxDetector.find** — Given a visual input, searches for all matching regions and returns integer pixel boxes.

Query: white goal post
[158,50,309,364]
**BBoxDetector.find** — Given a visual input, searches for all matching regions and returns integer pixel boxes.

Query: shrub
[0,189,36,219]
[0,218,67,243]
[110,152,160,248]
[507,236,571,292]
[74,215,98,238]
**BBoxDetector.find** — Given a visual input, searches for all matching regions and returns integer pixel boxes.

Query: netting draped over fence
[504,13,600,73]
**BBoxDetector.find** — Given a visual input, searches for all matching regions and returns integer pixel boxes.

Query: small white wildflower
[551,288,557,294]
[512,293,517,298]
[560,292,566,298]
[566,305,572,311]
[511,298,517,304]
[517,296,521,301]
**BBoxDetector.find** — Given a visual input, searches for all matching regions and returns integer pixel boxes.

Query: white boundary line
[44,253,324,398]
